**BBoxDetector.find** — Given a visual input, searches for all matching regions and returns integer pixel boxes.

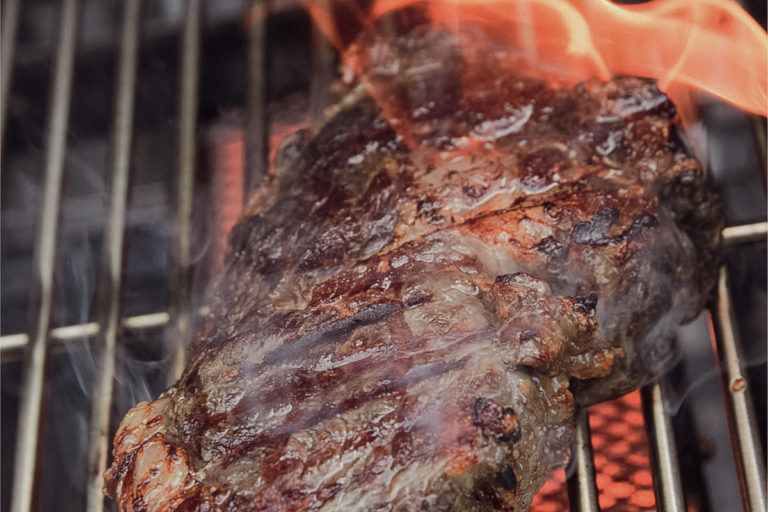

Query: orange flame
[306,0,767,116]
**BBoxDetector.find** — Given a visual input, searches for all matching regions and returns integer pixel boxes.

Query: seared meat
[105,26,720,512]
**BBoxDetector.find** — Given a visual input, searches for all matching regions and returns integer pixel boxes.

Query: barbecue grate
[1,1,766,512]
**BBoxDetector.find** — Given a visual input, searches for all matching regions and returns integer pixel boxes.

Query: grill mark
[195,173,633,369]
[572,207,619,245]
[251,329,489,412]
[572,208,659,246]
[261,302,404,367]
[220,356,470,467]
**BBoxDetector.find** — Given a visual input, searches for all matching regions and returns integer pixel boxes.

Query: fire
[305,0,767,116]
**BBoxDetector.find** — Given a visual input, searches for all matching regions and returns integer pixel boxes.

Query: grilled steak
[105,26,720,512]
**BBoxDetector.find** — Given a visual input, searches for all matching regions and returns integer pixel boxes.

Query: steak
[104,26,721,511]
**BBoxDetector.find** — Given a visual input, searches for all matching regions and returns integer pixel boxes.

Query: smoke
[57,228,98,401]
[2,121,210,510]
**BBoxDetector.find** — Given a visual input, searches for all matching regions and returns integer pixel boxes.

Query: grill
[1,1,766,511]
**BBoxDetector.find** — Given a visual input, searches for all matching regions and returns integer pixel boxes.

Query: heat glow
[306,0,768,116]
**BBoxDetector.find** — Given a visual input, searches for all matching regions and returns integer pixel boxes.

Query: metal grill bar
[85,1,142,510]
[167,0,203,385]
[2,324,101,356]
[0,0,21,153]
[245,0,269,198]
[0,310,212,361]
[750,115,766,180]
[310,0,334,119]
[641,380,686,511]
[711,267,768,512]
[10,0,81,511]
[722,221,768,247]
[566,407,600,511]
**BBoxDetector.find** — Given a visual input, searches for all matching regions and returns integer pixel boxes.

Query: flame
[305,0,767,116]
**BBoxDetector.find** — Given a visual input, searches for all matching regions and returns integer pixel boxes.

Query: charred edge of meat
[473,398,521,443]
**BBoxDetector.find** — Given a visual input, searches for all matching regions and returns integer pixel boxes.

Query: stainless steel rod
[566,406,600,512]
[10,0,80,510]
[2,325,100,356]
[0,310,214,360]
[168,0,203,385]
[85,1,142,510]
[750,115,766,182]
[0,0,21,153]
[244,0,269,199]
[641,380,685,512]
[722,221,767,247]
[310,0,334,119]
[711,267,768,512]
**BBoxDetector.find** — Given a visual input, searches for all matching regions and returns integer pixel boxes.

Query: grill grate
[711,265,768,511]
[84,1,141,510]
[7,0,81,510]
[1,2,766,512]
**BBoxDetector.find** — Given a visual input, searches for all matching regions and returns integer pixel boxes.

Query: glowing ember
[209,126,245,272]
[590,391,656,512]
[529,391,657,511]
[306,0,767,116]
[207,117,310,273]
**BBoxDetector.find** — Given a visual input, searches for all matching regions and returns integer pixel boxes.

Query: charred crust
[391,431,414,465]
[571,207,619,245]
[404,293,431,307]
[573,293,598,314]
[224,358,469,467]
[132,496,147,511]
[609,213,660,245]
[493,273,548,295]
[498,408,522,444]
[428,213,446,224]
[498,429,522,444]
[259,302,404,367]
[495,273,513,284]
[353,302,404,324]
[473,398,520,443]
[417,199,439,212]
[495,465,518,492]
[535,236,565,258]
[572,209,658,246]
[621,213,659,241]
[417,198,446,223]
[665,124,689,155]
[494,273,526,285]
[111,449,136,488]
[542,201,557,214]
[520,148,569,189]
[631,213,659,229]
[463,185,488,198]
[472,397,491,425]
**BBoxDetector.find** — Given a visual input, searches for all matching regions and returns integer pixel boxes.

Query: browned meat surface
[105,26,720,512]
